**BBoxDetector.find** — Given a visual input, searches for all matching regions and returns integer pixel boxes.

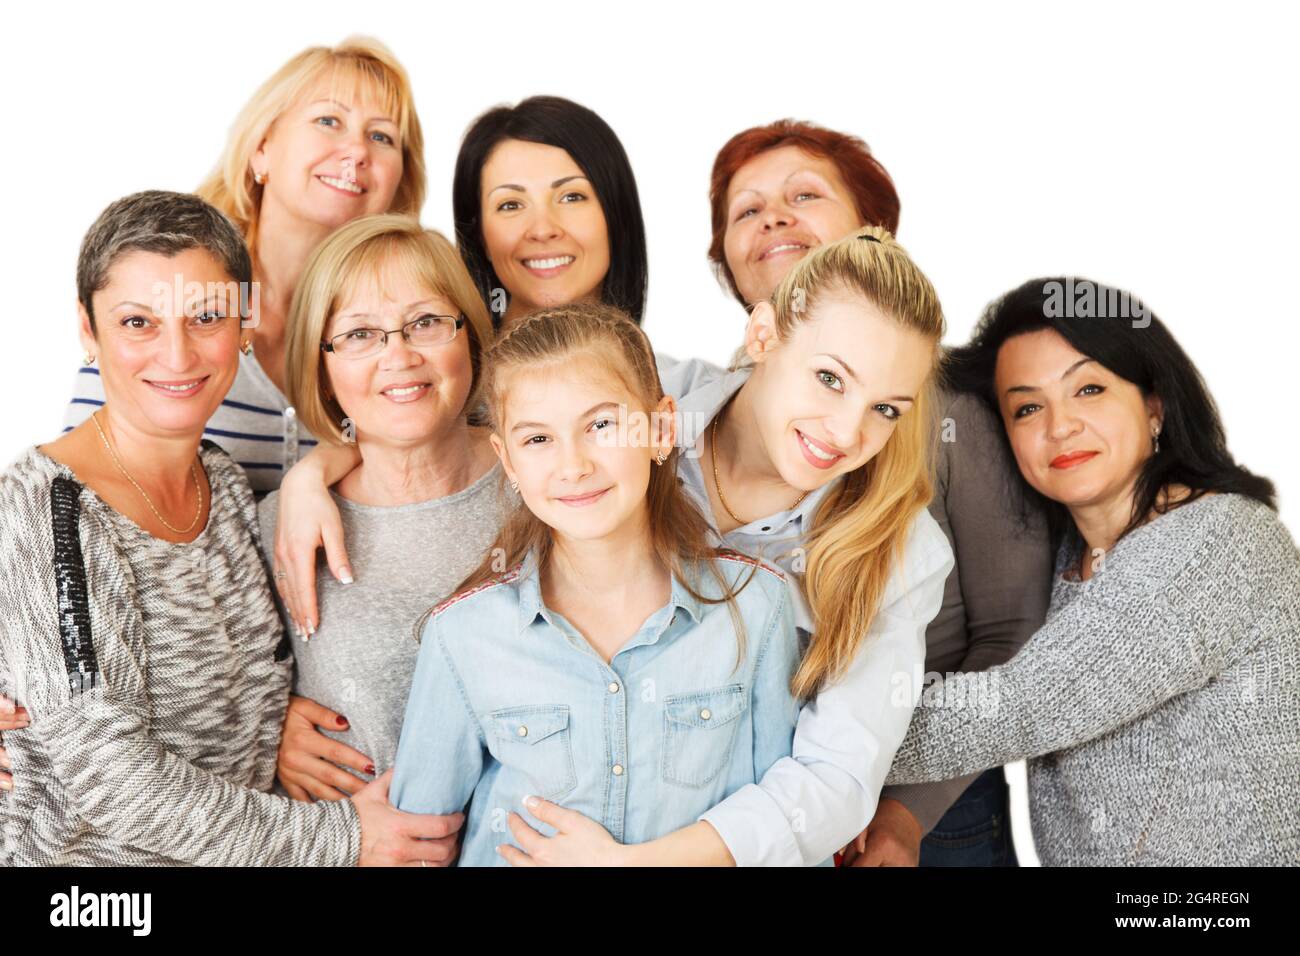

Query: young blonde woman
[60,36,425,495]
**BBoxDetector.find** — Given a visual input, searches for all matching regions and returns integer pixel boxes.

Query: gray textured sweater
[256,462,510,780]
[885,491,1300,865]
[0,443,359,865]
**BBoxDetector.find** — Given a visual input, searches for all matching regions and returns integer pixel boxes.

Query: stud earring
[253,170,266,185]
[241,338,253,355]
[83,351,96,366]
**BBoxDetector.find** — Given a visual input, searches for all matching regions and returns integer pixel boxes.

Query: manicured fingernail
[305,619,315,637]
[0,752,11,769]
[0,779,11,791]
[365,764,375,775]
[339,567,353,585]
[0,696,13,715]
[336,715,349,728]
[523,794,539,810]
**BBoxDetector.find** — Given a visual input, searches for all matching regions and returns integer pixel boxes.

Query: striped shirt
[0,441,360,865]
[63,345,317,497]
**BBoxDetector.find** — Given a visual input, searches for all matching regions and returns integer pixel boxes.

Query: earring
[510,479,519,493]
[655,451,667,465]
[82,351,96,366]
[1152,425,1161,454]
[241,338,253,355]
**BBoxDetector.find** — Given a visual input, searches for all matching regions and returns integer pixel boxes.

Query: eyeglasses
[321,314,465,359]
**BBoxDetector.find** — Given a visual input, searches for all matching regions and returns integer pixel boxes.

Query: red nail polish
[336,715,349,727]
[365,764,376,775]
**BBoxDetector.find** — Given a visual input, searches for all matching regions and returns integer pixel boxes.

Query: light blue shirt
[389,547,801,866]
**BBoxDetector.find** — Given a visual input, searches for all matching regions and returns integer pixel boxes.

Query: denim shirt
[389,547,801,866]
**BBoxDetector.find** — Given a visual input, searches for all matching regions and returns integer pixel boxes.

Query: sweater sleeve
[0,469,360,867]
[880,391,1055,833]
[884,497,1300,785]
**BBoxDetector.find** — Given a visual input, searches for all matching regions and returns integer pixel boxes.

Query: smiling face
[321,268,474,447]
[479,139,611,320]
[253,76,404,233]
[723,145,864,305]
[995,328,1162,511]
[489,357,674,543]
[744,287,934,492]
[80,248,242,437]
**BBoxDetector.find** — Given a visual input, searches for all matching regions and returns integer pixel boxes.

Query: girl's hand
[276,695,374,802]
[497,795,630,867]
[0,694,30,794]
[352,769,465,867]
[273,448,357,637]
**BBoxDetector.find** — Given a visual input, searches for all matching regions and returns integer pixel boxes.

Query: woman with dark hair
[883,278,1300,865]
[452,95,648,327]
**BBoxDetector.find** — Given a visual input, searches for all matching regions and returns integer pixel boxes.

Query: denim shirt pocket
[490,704,578,801]
[661,684,747,788]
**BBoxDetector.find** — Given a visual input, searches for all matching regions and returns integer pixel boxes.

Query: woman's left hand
[497,795,629,867]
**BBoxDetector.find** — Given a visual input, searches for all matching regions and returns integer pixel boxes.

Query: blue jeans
[918,767,1019,867]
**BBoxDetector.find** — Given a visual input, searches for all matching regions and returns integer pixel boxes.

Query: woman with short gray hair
[0,191,454,865]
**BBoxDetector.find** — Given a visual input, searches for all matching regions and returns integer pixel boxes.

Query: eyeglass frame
[320,313,466,358]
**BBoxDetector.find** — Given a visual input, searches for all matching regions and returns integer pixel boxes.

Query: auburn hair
[708,119,900,305]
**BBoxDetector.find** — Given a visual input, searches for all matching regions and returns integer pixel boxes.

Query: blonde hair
[458,302,756,662]
[284,214,493,444]
[749,225,946,699]
[195,36,426,257]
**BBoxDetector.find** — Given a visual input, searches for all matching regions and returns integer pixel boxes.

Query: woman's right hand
[353,769,464,866]
[277,695,375,802]
[273,445,360,636]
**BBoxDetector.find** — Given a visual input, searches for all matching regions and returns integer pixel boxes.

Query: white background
[4,0,1298,866]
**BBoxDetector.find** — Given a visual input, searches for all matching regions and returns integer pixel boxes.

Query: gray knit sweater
[885,492,1300,865]
[0,443,360,865]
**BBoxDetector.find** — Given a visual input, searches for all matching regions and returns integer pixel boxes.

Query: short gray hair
[77,190,253,332]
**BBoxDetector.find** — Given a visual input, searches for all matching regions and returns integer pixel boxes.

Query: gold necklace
[710,409,807,526]
[92,409,204,535]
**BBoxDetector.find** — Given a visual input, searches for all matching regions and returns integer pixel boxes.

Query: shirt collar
[516,546,706,634]
[674,364,755,449]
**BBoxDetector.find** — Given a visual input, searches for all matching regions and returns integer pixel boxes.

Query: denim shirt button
[700,708,712,720]
[612,764,624,776]
[516,725,528,737]
[607,682,620,694]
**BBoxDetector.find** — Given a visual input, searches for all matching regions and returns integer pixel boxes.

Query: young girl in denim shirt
[390,303,802,865]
